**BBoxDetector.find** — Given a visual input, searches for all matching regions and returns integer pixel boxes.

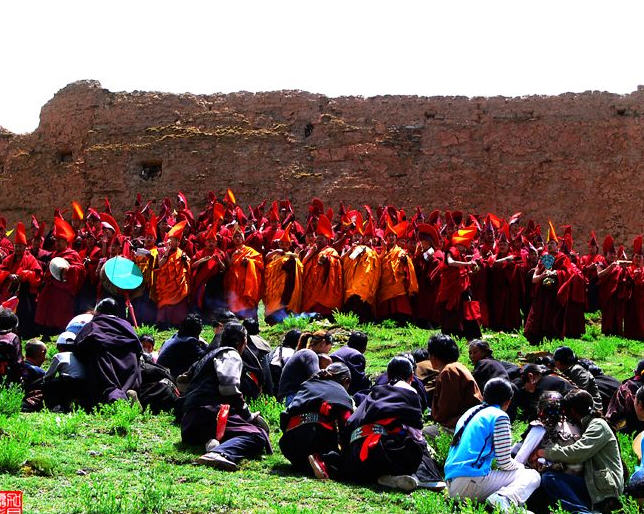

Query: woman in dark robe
[279,363,353,473]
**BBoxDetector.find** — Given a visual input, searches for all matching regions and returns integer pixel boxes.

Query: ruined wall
[1,80,643,242]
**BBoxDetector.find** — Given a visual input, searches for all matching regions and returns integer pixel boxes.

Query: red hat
[166,220,188,240]
[86,208,100,221]
[71,201,84,221]
[634,235,643,256]
[276,223,293,243]
[561,225,573,251]
[145,214,158,240]
[589,231,598,247]
[104,197,112,215]
[486,213,503,230]
[427,209,441,225]
[177,192,189,210]
[309,198,324,217]
[509,212,523,225]
[14,222,27,245]
[100,213,120,235]
[205,224,219,241]
[0,217,6,230]
[212,202,226,225]
[452,210,463,227]
[316,214,334,239]
[268,201,280,222]
[53,218,75,243]
[417,223,439,244]
[602,235,615,255]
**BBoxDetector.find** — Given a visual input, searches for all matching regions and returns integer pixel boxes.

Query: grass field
[1,311,643,513]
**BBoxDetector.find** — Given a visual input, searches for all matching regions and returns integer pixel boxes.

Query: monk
[580,232,605,312]
[155,220,191,327]
[486,231,524,332]
[0,223,43,338]
[263,225,303,324]
[35,218,85,335]
[436,228,481,339]
[132,217,159,325]
[342,228,380,322]
[625,236,644,341]
[301,215,343,316]
[413,224,443,328]
[191,226,227,317]
[376,222,418,323]
[224,225,264,319]
[0,216,14,259]
[596,235,628,336]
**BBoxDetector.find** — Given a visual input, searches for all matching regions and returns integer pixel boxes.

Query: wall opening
[140,161,162,180]
[57,150,73,163]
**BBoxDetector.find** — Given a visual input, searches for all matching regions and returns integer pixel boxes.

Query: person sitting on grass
[322,357,444,492]
[330,330,371,395]
[181,321,271,471]
[468,339,509,393]
[368,353,429,412]
[515,363,574,421]
[0,306,22,386]
[266,329,301,393]
[72,297,142,408]
[279,362,353,474]
[606,359,644,434]
[140,334,158,363]
[277,331,333,405]
[445,378,541,512]
[427,333,482,432]
[539,389,624,514]
[20,339,47,391]
[577,358,620,413]
[625,386,644,504]
[553,346,603,412]
[157,313,208,379]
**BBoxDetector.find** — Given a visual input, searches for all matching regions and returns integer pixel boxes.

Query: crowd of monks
[0,190,643,343]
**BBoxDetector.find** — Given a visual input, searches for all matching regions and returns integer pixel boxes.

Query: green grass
[2,312,644,513]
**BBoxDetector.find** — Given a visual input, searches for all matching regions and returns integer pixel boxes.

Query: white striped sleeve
[493,416,521,471]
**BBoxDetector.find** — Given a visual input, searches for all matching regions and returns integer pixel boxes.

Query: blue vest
[444,404,507,480]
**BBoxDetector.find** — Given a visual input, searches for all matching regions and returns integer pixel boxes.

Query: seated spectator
[65,312,94,335]
[577,358,620,413]
[157,314,207,379]
[278,331,333,404]
[266,329,301,392]
[72,298,143,407]
[0,307,22,386]
[279,362,353,473]
[325,357,443,492]
[539,390,624,513]
[370,353,429,412]
[42,331,87,411]
[514,391,582,475]
[241,318,271,398]
[516,364,574,421]
[606,359,644,433]
[625,386,644,503]
[140,334,159,363]
[412,348,438,401]
[21,339,47,391]
[181,321,270,471]
[427,333,482,431]
[468,339,509,392]
[553,346,603,412]
[445,378,541,512]
[331,330,371,395]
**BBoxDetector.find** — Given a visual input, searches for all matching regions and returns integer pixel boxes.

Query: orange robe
[342,245,380,309]
[154,248,190,308]
[301,246,343,314]
[263,251,303,316]
[377,245,418,304]
[224,245,264,314]
[134,248,159,301]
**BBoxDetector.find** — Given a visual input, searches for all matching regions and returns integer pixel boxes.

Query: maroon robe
[597,265,628,336]
[413,248,444,326]
[486,253,524,331]
[624,266,644,340]
[34,247,85,331]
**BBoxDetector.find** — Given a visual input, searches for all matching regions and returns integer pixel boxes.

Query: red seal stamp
[0,491,23,514]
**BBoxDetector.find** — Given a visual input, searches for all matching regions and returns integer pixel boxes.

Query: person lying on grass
[180,321,271,471]
[445,378,541,512]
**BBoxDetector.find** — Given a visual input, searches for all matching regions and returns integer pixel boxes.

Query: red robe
[224,245,264,315]
[597,264,628,336]
[624,266,644,340]
[436,247,474,336]
[191,248,227,310]
[0,251,43,338]
[34,248,85,330]
[413,248,444,326]
[486,253,524,331]
[301,246,343,315]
